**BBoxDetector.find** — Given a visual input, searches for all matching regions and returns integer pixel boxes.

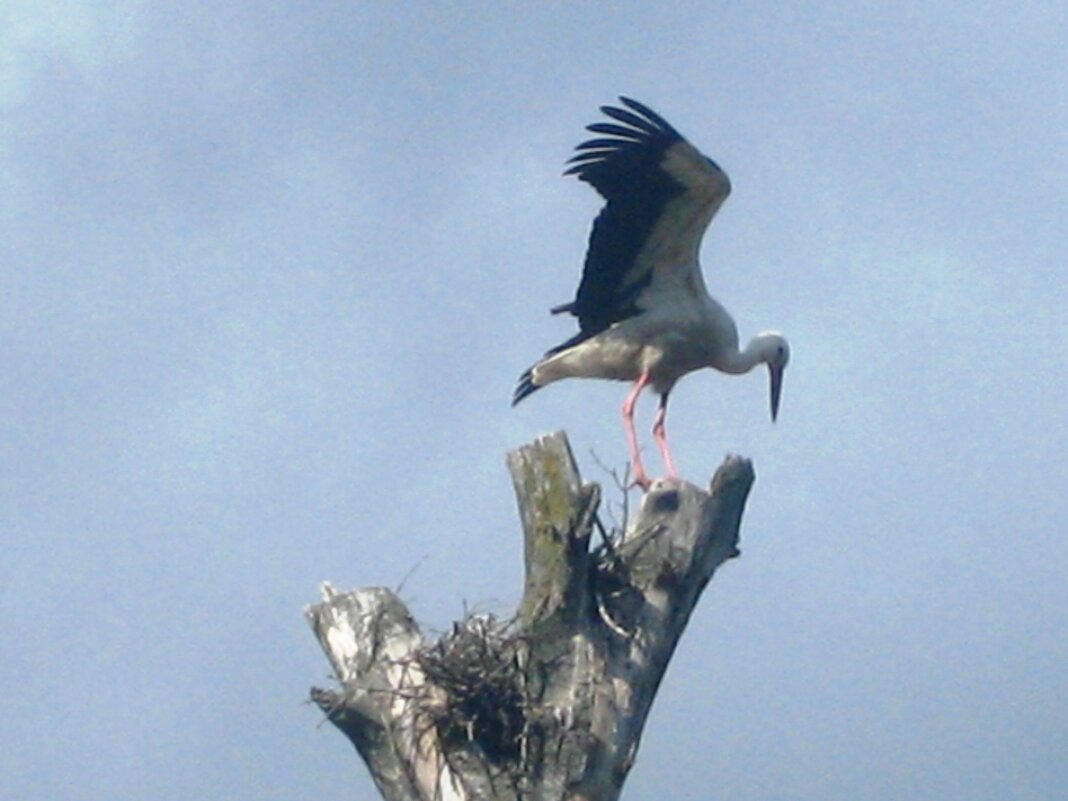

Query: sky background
[3,2,1067,800]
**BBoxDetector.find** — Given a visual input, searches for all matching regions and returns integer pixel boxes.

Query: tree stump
[306,431,755,801]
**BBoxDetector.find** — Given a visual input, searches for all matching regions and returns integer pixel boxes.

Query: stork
[513,97,789,490]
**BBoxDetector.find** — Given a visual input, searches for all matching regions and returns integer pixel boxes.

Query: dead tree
[306,431,755,801]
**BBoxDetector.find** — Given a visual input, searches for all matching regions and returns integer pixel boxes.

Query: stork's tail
[513,330,593,406]
[512,365,542,406]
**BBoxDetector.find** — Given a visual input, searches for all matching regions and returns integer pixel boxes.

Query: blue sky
[3,2,1067,799]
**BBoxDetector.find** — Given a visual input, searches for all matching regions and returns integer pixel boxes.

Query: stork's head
[759,332,790,422]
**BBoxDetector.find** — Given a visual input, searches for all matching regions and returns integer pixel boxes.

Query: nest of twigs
[415,614,526,764]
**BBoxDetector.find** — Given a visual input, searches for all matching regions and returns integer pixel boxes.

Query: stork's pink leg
[652,394,678,479]
[622,371,653,490]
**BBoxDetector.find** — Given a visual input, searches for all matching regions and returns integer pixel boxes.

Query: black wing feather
[619,97,682,137]
[585,122,646,139]
[599,104,663,135]
[572,138,631,151]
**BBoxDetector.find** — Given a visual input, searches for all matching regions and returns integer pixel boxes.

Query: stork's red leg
[652,392,678,479]
[622,371,653,490]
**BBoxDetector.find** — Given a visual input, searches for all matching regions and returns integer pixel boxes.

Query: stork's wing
[557,97,731,336]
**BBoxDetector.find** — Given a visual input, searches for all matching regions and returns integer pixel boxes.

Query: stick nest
[415,614,526,764]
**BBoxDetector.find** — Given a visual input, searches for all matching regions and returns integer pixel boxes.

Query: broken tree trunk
[307,431,755,801]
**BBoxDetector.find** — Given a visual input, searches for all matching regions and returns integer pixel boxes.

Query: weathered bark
[307,431,755,801]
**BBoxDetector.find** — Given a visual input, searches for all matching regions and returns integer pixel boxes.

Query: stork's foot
[629,466,653,492]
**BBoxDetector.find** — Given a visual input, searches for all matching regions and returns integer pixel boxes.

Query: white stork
[513,97,790,490]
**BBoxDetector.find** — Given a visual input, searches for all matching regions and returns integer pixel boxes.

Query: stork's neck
[718,334,775,375]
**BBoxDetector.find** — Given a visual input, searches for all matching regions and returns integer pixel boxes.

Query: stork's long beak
[769,365,784,422]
